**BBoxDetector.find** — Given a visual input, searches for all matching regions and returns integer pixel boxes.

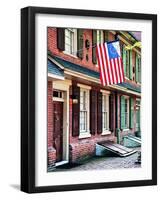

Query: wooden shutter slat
[129,50,133,80]
[109,94,114,131]
[72,85,80,137]
[97,91,102,134]
[123,47,127,77]
[120,96,125,129]
[129,98,134,128]
[135,54,139,82]
[138,57,141,83]
[90,90,97,134]
[57,28,65,51]
[92,30,97,64]
[77,29,84,59]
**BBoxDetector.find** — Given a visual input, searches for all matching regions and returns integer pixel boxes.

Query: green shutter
[137,108,140,131]
[129,98,134,128]
[123,47,126,77]
[129,50,133,80]
[135,54,139,82]
[120,96,125,129]
[77,29,84,59]
[92,30,97,64]
[138,57,141,83]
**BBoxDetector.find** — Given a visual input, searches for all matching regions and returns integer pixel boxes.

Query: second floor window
[97,30,104,44]
[92,30,104,64]
[136,54,141,83]
[122,46,133,80]
[65,28,77,56]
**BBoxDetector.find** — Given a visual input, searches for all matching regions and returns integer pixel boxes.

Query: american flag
[96,40,125,86]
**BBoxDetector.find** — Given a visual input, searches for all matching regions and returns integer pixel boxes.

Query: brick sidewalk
[56,149,141,171]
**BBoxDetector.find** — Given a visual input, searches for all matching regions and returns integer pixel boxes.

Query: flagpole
[70,39,121,55]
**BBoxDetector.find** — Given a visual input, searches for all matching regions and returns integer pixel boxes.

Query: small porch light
[70,95,78,104]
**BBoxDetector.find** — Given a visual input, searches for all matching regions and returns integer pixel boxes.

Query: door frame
[52,80,71,165]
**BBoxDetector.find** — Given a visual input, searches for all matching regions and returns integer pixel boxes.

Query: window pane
[102,94,109,130]
[80,89,88,132]
[65,29,74,54]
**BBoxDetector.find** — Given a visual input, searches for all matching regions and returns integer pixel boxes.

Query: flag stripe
[116,58,122,83]
[110,59,116,84]
[103,44,111,85]
[96,41,125,86]
[99,44,109,85]
[115,58,120,83]
[113,58,119,83]
[96,45,106,86]
[119,57,125,82]
[104,43,113,84]
[101,44,110,85]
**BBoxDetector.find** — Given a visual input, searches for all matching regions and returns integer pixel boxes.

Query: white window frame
[97,30,104,44]
[64,28,77,57]
[101,92,111,135]
[79,85,91,139]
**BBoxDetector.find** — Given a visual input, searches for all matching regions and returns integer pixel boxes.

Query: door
[53,101,63,162]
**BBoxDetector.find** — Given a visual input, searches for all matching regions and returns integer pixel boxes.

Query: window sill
[63,51,78,59]
[122,128,130,131]
[79,132,91,139]
[101,130,111,135]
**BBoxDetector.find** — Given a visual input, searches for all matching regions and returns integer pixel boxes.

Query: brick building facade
[47,27,141,171]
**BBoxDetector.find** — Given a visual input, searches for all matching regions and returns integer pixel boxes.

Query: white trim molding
[77,83,91,90]
[52,79,71,163]
[48,73,64,80]
[79,132,91,139]
[100,89,111,94]
[101,130,111,135]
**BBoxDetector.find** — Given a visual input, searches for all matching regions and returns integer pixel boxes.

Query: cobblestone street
[56,148,141,171]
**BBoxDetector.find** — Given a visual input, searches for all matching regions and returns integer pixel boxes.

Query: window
[121,96,129,129]
[53,90,63,98]
[122,46,132,79]
[80,88,89,133]
[125,50,130,78]
[95,30,104,65]
[97,30,104,44]
[135,54,141,83]
[136,99,141,131]
[124,98,129,128]
[102,94,109,131]
[65,28,77,56]
[138,56,141,83]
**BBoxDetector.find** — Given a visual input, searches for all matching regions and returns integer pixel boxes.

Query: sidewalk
[56,148,141,171]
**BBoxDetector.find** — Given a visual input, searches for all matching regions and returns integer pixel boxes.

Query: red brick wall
[48,27,99,72]
[69,134,117,163]
[47,81,56,167]
[48,81,53,147]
